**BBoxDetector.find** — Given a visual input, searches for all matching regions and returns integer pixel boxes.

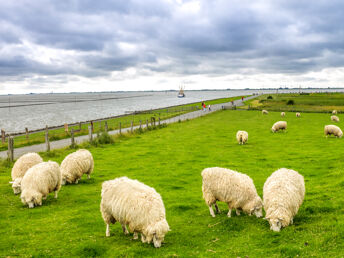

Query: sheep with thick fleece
[263,168,305,232]
[281,112,285,117]
[262,110,269,115]
[296,112,301,117]
[271,121,287,132]
[324,125,343,138]
[20,161,61,208]
[236,131,248,145]
[61,149,94,185]
[331,115,339,122]
[100,177,169,248]
[201,167,263,218]
[332,110,337,115]
[10,152,43,194]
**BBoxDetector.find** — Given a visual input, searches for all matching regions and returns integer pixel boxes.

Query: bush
[267,96,273,99]
[287,100,295,105]
[96,132,114,144]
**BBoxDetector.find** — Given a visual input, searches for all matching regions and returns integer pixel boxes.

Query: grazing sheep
[331,115,340,122]
[61,149,94,185]
[100,177,169,248]
[332,110,337,115]
[10,152,43,194]
[20,161,61,208]
[271,121,287,133]
[324,125,343,138]
[201,167,263,218]
[296,112,301,117]
[281,112,285,117]
[262,110,269,115]
[263,168,305,232]
[236,131,248,145]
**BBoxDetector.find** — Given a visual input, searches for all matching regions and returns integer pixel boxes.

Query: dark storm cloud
[0,0,344,83]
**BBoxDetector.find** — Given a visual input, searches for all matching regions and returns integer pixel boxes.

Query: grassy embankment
[0,96,246,152]
[242,92,344,113]
[1,108,343,257]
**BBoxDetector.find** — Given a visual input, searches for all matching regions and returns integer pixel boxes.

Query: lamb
[9,152,43,194]
[331,115,340,122]
[332,110,337,115]
[296,112,301,117]
[61,149,94,185]
[262,110,269,115]
[236,131,248,145]
[281,112,285,117]
[100,177,170,248]
[201,167,262,218]
[271,121,287,132]
[263,168,305,232]
[20,161,61,208]
[324,125,343,138]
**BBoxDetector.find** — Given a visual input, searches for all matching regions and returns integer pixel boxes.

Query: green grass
[1,109,343,257]
[243,92,344,113]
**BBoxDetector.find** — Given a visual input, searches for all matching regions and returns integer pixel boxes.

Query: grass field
[1,109,344,257]
[243,92,344,113]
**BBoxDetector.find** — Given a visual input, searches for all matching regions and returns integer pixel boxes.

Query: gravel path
[0,96,255,159]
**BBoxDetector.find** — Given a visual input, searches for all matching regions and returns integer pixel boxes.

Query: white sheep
[236,131,248,145]
[10,152,43,194]
[332,110,337,115]
[331,115,339,122]
[296,112,301,117]
[324,125,343,138]
[61,149,94,185]
[201,167,262,218]
[281,112,285,117]
[100,177,170,248]
[263,168,305,232]
[271,121,287,133]
[262,110,269,115]
[20,161,61,208]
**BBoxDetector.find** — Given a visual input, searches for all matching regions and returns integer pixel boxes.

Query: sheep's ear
[263,217,267,220]
[9,181,14,184]
[168,229,172,232]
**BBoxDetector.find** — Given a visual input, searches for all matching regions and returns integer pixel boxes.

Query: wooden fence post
[71,129,75,147]
[146,119,149,128]
[79,122,82,131]
[7,136,14,162]
[88,126,93,142]
[119,122,121,135]
[131,121,133,133]
[105,121,108,132]
[45,126,50,152]
[25,127,29,140]
[64,123,69,133]
[90,121,94,132]
[1,129,5,144]
[139,120,142,129]
[159,116,161,126]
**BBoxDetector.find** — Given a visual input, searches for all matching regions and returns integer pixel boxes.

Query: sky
[1,0,344,94]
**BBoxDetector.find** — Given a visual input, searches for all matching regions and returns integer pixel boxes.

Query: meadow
[1,109,344,257]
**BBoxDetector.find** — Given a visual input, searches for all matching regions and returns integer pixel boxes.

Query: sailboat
[178,85,185,98]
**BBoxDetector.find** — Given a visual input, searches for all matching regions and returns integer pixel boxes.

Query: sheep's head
[271,127,276,133]
[146,219,170,248]
[268,218,282,232]
[20,191,42,208]
[249,196,263,218]
[10,178,22,194]
[338,131,343,138]
[61,177,67,185]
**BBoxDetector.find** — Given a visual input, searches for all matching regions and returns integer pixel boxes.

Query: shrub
[287,100,295,105]
[267,95,273,99]
[96,131,114,144]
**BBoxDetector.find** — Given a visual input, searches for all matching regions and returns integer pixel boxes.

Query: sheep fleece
[324,125,343,138]
[236,131,248,144]
[11,152,43,181]
[272,121,287,132]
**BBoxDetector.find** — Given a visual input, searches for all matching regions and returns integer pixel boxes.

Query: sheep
[201,167,263,218]
[236,131,248,145]
[100,177,170,248]
[20,161,61,208]
[296,112,301,117]
[262,110,269,115]
[332,110,337,115]
[271,121,287,133]
[263,168,305,232]
[9,152,43,194]
[281,112,285,117]
[324,125,343,138]
[61,149,94,185]
[331,115,340,122]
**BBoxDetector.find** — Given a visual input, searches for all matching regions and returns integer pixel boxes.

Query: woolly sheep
[263,168,305,232]
[61,149,94,185]
[236,130,248,145]
[10,152,43,194]
[20,161,61,208]
[281,112,285,117]
[331,115,339,122]
[201,167,263,218]
[100,177,170,248]
[324,125,343,138]
[271,121,287,133]
[296,112,301,117]
[262,110,269,115]
[332,110,337,115]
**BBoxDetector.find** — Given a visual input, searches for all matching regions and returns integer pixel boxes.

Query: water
[0,89,343,133]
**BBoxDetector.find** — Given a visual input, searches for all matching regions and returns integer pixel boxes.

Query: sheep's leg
[214,203,220,213]
[236,209,241,216]
[54,191,58,198]
[106,224,110,237]
[290,218,293,225]
[208,205,216,217]
[141,234,147,243]
[227,204,232,217]
[43,195,47,200]
[87,174,90,179]
[75,179,79,184]
[121,224,129,235]
[133,232,138,240]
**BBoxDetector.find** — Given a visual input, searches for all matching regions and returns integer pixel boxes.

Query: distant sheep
[262,110,269,115]
[296,112,301,117]
[332,110,337,115]
[281,112,285,117]
[236,131,248,145]
[263,168,305,232]
[201,167,262,218]
[20,161,61,208]
[324,125,343,138]
[61,149,94,185]
[271,121,287,133]
[331,115,339,122]
[100,177,169,248]
[10,152,43,194]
